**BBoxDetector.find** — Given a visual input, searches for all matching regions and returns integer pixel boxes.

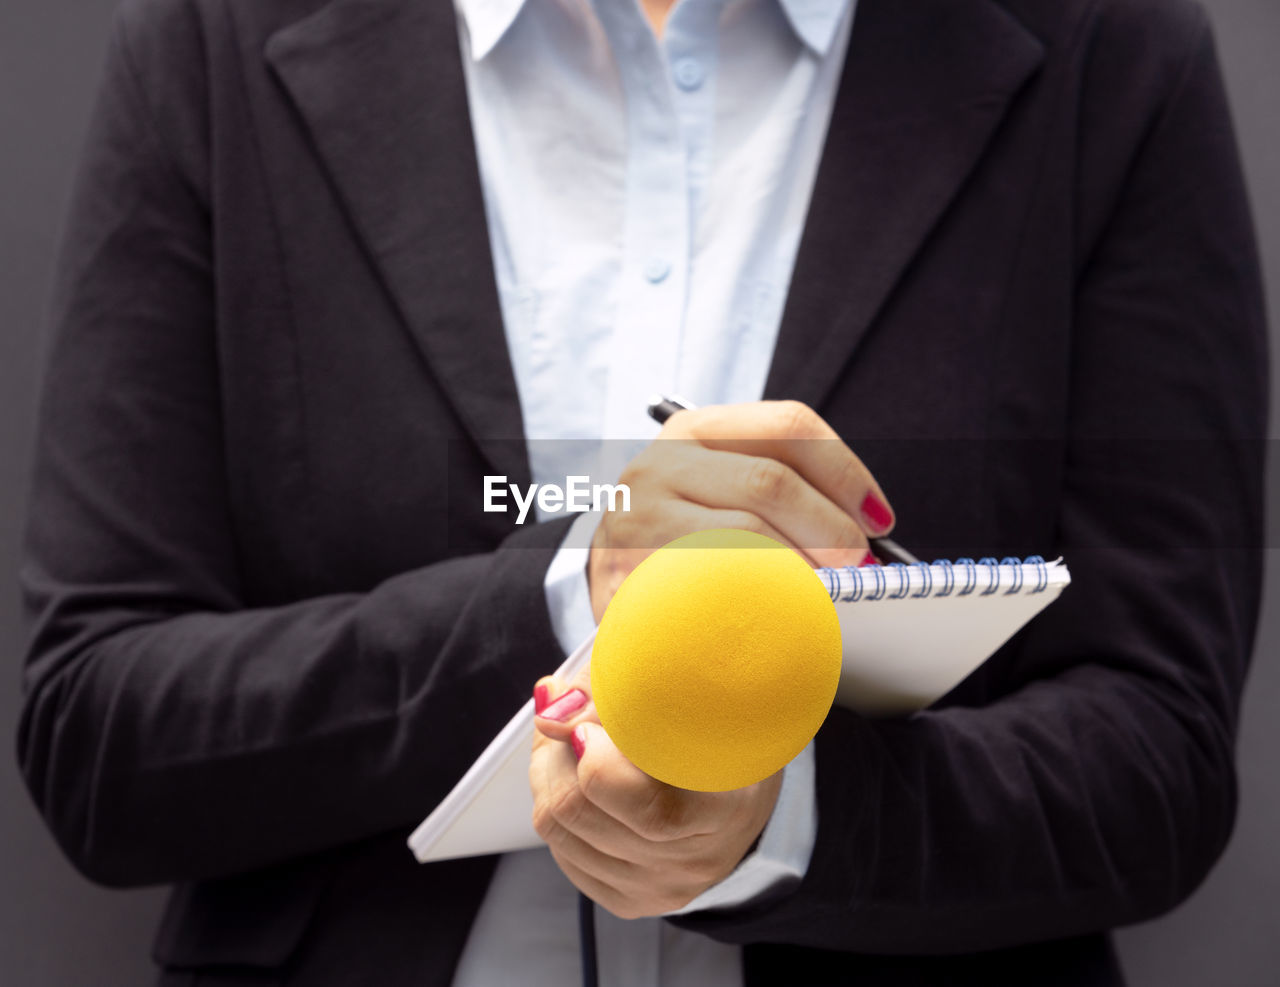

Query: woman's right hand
[587,400,895,622]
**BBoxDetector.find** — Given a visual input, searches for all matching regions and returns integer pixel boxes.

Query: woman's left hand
[529,671,783,918]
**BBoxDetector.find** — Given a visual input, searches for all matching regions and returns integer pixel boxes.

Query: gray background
[1,0,1276,984]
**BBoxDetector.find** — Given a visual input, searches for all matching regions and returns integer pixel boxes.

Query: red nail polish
[859,492,894,534]
[534,683,550,714]
[858,552,882,567]
[538,688,588,722]
[571,725,587,760]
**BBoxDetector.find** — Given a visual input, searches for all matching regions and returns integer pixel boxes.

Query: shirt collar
[776,0,850,57]
[456,0,851,62]
[456,0,528,61]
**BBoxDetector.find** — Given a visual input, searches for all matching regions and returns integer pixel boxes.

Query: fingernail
[533,682,551,714]
[858,551,882,567]
[537,688,588,722]
[571,725,588,760]
[859,492,894,534]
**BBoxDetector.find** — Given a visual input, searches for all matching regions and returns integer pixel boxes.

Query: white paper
[408,633,594,862]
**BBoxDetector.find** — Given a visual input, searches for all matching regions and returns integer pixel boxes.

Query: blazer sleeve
[672,3,1268,953]
[16,13,570,888]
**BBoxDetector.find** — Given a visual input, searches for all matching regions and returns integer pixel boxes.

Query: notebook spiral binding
[819,556,1050,603]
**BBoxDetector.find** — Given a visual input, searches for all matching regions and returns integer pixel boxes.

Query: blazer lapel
[265,0,530,484]
[765,0,1045,409]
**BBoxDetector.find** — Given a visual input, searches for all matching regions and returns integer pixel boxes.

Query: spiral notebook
[409,556,1070,863]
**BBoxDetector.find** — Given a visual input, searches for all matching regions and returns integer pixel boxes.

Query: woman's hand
[588,400,895,620]
[529,671,783,918]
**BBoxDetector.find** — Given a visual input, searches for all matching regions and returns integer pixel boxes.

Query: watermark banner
[444,437,1272,554]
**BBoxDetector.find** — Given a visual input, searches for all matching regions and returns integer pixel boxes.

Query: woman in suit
[18,0,1267,983]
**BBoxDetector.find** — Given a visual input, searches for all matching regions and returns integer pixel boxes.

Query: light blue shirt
[449,0,856,983]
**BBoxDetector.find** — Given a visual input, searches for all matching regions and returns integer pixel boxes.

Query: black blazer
[18,0,1267,984]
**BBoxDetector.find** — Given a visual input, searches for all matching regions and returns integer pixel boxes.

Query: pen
[646,394,921,566]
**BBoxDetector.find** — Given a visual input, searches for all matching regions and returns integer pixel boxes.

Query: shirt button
[644,258,671,283]
[673,58,704,91]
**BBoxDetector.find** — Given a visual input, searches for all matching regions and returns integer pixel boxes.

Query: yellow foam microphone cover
[590,529,842,792]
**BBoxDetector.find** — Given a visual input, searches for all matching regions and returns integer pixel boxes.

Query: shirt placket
[663,0,719,231]
[662,0,722,404]
[594,0,691,440]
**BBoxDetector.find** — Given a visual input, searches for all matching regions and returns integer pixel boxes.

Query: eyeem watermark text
[484,475,631,525]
